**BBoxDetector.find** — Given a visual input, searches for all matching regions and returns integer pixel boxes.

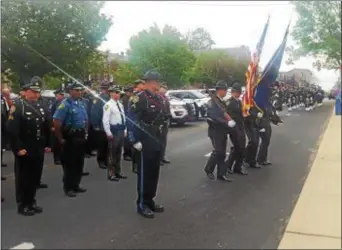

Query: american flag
[242,16,270,117]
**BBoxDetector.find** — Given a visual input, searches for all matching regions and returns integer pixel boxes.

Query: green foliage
[42,74,64,90]
[1,0,112,79]
[114,61,142,86]
[128,24,196,88]
[287,1,341,70]
[184,27,215,51]
[186,50,249,87]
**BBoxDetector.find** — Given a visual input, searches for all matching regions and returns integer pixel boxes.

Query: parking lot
[1,101,333,249]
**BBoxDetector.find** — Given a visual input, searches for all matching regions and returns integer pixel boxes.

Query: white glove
[259,128,266,133]
[227,120,236,128]
[257,112,263,118]
[133,142,142,151]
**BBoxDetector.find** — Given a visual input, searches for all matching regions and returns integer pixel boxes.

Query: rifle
[205,87,232,121]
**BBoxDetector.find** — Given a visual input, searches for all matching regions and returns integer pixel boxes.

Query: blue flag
[253,22,290,112]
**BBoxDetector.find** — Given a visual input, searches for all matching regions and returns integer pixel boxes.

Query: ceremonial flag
[242,15,270,117]
[254,21,291,112]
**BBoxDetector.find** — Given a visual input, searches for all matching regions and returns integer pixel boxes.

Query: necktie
[116,101,125,126]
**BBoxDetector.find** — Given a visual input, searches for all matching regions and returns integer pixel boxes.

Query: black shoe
[1,197,4,202]
[217,175,233,182]
[205,171,215,180]
[1,176,6,181]
[18,207,35,216]
[30,204,43,214]
[37,183,48,189]
[259,161,272,166]
[85,154,91,158]
[115,173,127,179]
[1,163,7,167]
[98,162,107,169]
[54,160,62,165]
[234,169,248,175]
[150,203,164,213]
[82,172,90,176]
[65,190,77,197]
[249,163,261,169]
[74,187,87,193]
[123,156,132,161]
[137,206,154,218]
[161,158,170,164]
[132,168,137,174]
[108,175,119,181]
[160,161,164,166]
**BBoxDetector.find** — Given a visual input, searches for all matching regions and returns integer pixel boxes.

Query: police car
[169,96,196,126]
[166,89,210,119]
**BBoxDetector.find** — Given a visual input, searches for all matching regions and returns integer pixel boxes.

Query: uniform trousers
[226,124,246,171]
[52,134,62,162]
[257,122,272,163]
[159,122,169,160]
[107,130,125,176]
[244,121,259,166]
[15,150,44,208]
[95,130,108,164]
[61,132,86,191]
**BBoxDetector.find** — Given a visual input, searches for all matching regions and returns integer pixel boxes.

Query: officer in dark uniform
[129,79,145,173]
[127,71,165,219]
[1,90,9,170]
[257,105,274,166]
[158,83,171,165]
[7,78,51,216]
[50,89,65,165]
[204,80,235,181]
[122,85,134,161]
[82,85,96,157]
[225,83,248,175]
[244,105,262,169]
[90,81,110,169]
[53,81,88,197]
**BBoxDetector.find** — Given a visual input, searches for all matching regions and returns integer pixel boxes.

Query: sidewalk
[278,112,341,249]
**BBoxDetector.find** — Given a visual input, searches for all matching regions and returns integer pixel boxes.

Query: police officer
[158,83,171,165]
[7,78,51,216]
[257,105,274,166]
[129,79,146,173]
[127,71,165,219]
[122,85,134,161]
[1,88,10,169]
[50,89,65,165]
[82,86,96,157]
[90,81,110,169]
[225,83,248,175]
[244,105,262,169]
[53,81,88,197]
[204,80,235,181]
[103,86,127,181]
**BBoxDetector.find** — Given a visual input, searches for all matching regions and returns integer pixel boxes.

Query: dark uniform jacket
[206,95,229,133]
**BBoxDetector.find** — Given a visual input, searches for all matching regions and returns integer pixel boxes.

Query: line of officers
[204,80,283,181]
[3,71,172,219]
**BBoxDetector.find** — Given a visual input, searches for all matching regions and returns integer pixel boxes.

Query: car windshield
[190,91,206,99]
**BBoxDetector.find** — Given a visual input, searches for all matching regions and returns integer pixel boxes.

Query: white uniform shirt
[102,99,126,137]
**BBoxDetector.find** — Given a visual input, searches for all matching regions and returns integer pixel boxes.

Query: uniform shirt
[90,93,110,130]
[53,98,88,129]
[226,96,244,126]
[102,99,126,137]
[206,95,229,131]
[7,99,51,154]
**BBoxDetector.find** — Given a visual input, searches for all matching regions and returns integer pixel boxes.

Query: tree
[184,28,215,51]
[128,24,196,88]
[287,1,341,71]
[114,61,141,86]
[186,50,249,87]
[1,0,112,80]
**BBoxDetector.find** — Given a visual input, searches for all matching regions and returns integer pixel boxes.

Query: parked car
[166,89,210,119]
[169,96,197,126]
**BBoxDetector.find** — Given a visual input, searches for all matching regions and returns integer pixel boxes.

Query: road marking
[10,242,35,249]
[204,152,229,157]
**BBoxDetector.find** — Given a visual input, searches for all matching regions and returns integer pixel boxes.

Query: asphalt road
[1,101,334,249]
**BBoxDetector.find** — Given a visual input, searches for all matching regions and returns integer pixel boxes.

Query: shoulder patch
[104,104,109,111]
[131,95,139,104]
[93,99,97,104]
[9,105,16,114]
[57,103,65,110]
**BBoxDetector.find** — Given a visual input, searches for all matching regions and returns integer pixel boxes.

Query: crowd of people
[0,73,325,219]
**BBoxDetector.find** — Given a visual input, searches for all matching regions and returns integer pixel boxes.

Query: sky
[98,1,339,90]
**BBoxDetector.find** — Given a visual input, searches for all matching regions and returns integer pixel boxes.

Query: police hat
[124,85,134,92]
[133,79,145,86]
[26,76,43,92]
[141,70,161,82]
[68,81,84,91]
[54,89,64,95]
[108,85,121,93]
[215,80,228,90]
[100,81,110,89]
[231,82,242,92]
